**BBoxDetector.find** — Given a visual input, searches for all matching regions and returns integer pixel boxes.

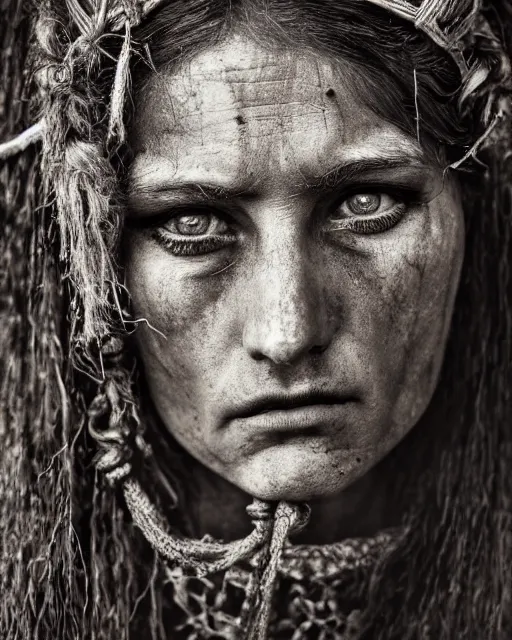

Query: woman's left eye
[150,210,237,256]
[328,191,408,234]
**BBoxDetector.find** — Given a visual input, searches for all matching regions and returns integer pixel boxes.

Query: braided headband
[68,0,481,71]
[0,0,503,160]
[114,0,481,75]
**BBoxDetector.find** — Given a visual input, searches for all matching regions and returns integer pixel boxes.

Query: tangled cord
[120,468,310,640]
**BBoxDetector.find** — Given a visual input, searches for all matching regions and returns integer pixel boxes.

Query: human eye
[147,208,237,256]
[327,189,413,235]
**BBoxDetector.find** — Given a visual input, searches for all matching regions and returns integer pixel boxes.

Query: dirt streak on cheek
[134,274,237,394]
[385,202,463,426]
[340,202,460,411]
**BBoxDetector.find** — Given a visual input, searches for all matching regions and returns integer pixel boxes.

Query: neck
[180,453,395,544]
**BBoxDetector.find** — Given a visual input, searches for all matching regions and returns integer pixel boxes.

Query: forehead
[130,35,422,189]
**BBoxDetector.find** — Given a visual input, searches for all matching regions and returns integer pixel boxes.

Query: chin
[229,443,367,503]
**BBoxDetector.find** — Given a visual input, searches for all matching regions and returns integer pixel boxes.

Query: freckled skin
[124,36,464,502]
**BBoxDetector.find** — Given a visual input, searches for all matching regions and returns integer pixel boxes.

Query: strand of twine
[246,502,310,640]
[122,476,271,574]
[107,18,131,147]
[0,121,45,160]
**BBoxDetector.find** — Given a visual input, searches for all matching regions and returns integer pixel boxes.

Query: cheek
[393,206,463,422]
[125,235,209,330]
[351,200,464,436]
[123,233,231,396]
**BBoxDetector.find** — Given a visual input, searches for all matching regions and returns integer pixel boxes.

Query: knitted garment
[117,456,399,639]
[163,530,399,639]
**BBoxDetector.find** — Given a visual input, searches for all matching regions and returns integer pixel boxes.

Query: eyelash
[329,204,407,234]
[140,186,419,256]
[327,186,417,234]
[149,229,236,256]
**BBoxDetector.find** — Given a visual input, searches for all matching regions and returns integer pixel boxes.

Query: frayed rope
[0,120,45,160]
[119,472,310,640]
[108,19,132,146]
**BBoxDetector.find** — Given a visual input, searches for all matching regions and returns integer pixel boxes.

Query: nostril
[309,344,328,355]
[246,338,330,363]
[250,350,267,362]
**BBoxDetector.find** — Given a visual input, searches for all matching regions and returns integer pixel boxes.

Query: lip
[224,392,357,432]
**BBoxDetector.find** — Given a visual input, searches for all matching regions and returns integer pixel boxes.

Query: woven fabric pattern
[164,532,398,639]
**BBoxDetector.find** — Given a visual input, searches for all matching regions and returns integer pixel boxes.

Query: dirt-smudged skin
[124,34,464,505]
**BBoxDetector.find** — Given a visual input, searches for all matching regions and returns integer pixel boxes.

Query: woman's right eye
[165,212,228,236]
[150,209,237,256]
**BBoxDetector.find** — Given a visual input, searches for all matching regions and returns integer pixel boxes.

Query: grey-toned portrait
[1,0,511,638]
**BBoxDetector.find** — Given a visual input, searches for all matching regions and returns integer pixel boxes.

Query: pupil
[348,194,380,215]
[176,214,210,235]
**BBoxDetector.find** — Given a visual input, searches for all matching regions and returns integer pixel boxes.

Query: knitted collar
[115,473,401,639]
[164,526,400,639]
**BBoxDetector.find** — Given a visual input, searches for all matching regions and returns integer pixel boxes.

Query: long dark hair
[1,1,511,638]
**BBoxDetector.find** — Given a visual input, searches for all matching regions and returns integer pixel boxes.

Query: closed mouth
[228,392,357,421]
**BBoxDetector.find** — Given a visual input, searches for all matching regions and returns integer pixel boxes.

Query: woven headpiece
[70,0,481,73]
[366,0,480,73]
[0,0,508,161]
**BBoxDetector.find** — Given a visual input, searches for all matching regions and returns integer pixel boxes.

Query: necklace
[164,528,400,639]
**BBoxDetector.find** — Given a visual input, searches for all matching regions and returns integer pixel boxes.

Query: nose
[242,235,335,366]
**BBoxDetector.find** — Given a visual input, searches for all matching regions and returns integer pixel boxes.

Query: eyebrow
[307,156,429,191]
[129,181,243,202]
[127,153,430,207]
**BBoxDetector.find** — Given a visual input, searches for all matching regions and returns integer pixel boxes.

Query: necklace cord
[246,502,310,639]
[121,475,310,639]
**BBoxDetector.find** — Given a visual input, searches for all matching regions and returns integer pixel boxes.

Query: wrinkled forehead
[130,35,423,188]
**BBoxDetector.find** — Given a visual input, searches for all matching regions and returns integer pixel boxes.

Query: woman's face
[125,35,464,501]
